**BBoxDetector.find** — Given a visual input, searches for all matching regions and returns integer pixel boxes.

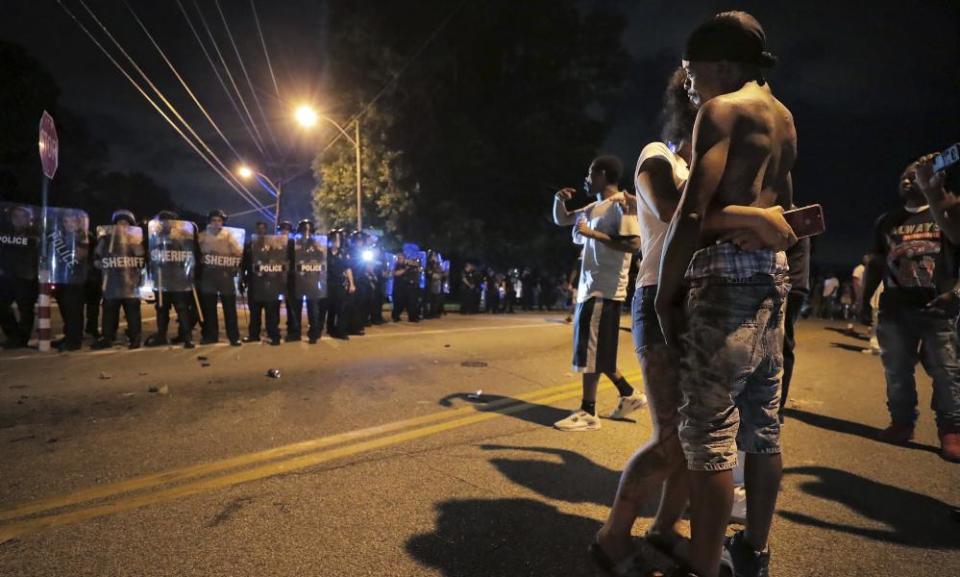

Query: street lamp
[294,105,318,129]
[294,105,363,232]
[237,164,282,229]
[238,105,364,232]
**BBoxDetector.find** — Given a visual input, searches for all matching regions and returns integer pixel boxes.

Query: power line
[249,0,280,99]
[120,0,245,165]
[56,0,274,221]
[213,0,281,156]
[176,0,266,161]
[320,0,470,156]
[74,0,269,215]
[192,0,271,159]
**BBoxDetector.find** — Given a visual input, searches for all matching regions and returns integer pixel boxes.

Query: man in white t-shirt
[552,155,647,431]
[852,259,866,304]
[820,274,840,318]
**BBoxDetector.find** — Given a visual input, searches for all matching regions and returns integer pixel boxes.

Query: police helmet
[208,209,228,223]
[111,209,137,225]
[297,218,314,231]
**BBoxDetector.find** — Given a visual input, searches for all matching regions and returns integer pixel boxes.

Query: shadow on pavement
[830,342,869,353]
[823,325,868,341]
[783,408,939,454]
[780,466,959,549]
[437,393,572,427]
[407,497,603,577]
[478,445,654,512]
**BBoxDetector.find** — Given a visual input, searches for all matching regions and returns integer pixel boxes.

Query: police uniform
[242,233,286,345]
[426,257,445,318]
[94,211,143,349]
[393,257,421,322]
[287,222,326,343]
[145,214,196,348]
[198,211,242,345]
[371,256,388,325]
[325,243,350,339]
[0,205,39,348]
[50,212,92,351]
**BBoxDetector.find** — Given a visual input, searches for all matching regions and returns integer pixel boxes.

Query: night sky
[3,0,959,273]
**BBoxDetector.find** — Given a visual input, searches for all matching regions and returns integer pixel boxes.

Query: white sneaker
[608,393,648,419]
[729,485,747,524]
[554,410,600,431]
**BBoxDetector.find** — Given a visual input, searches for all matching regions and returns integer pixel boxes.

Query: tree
[311,107,414,234]
[77,171,183,227]
[318,0,631,270]
[0,41,182,226]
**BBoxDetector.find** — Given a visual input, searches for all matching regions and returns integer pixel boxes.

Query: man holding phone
[860,155,960,463]
[655,12,797,577]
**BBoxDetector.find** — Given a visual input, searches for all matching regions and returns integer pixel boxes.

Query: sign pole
[37,176,52,352]
[37,111,59,353]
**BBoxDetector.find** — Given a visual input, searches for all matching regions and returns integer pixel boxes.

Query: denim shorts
[632,285,665,354]
[678,274,788,471]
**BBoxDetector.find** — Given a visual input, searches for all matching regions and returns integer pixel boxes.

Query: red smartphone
[783,204,825,238]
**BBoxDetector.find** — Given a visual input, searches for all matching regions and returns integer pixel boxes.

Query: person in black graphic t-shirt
[861,156,960,463]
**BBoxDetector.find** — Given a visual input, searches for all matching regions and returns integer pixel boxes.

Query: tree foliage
[311,108,414,234]
[0,40,181,225]
[318,0,631,268]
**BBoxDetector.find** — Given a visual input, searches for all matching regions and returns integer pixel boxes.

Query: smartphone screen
[934,144,959,173]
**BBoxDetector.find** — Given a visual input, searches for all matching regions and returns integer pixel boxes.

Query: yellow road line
[0,383,616,542]
[0,371,640,524]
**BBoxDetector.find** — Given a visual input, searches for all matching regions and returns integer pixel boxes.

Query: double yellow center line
[0,371,640,542]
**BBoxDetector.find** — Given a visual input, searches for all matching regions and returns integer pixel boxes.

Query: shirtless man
[656,12,797,577]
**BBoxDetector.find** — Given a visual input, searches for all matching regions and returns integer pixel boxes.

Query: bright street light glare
[361,249,375,262]
[295,105,318,128]
[238,165,253,179]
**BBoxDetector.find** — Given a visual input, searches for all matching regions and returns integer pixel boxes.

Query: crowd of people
[2,9,958,577]
[542,10,957,577]
[0,207,451,351]
[457,263,582,315]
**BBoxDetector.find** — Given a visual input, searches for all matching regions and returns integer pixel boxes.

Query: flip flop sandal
[644,532,689,560]
[589,538,676,577]
[588,539,644,577]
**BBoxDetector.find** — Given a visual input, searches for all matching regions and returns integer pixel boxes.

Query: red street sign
[39,111,59,180]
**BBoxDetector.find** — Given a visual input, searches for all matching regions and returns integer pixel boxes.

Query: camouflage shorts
[678,275,788,471]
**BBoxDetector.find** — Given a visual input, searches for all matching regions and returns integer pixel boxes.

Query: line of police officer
[0,202,450,352]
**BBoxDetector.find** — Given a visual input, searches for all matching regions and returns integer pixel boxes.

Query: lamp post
[238,165,283,229]
[239,105,363,232]
[293,105,362,231]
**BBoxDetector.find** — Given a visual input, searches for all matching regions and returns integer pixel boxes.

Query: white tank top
[634,142,689,288]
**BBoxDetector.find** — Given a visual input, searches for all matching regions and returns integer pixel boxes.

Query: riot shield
[292,233,328,299]
[46,207,91,285]
[198,226,244,295]
[0,202,40,283]
[417,250,428,290]
[96,224,145,299]
[383,252,398,302]
[148,219,197,293]
[441,259,451,294]
[247,234,289,302]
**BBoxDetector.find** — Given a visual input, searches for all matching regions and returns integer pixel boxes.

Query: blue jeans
[678,275,788,471]
[877,308,960,430]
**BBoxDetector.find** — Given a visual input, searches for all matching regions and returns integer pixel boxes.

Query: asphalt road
[0,312,957,576]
